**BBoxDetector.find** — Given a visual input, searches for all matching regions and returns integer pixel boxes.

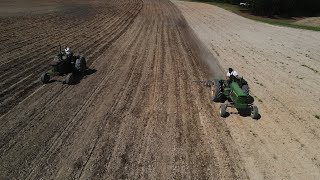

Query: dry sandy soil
[174,1,320,179]
[0,0,248,179]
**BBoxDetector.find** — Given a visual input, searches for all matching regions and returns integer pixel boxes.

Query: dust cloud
[183,22,225,80]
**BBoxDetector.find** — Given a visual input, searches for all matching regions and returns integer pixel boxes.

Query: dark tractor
[208,76,259,119]
[40,46,87,85]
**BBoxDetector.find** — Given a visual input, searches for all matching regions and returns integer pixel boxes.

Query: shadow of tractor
[69,68,97,85]
[47,68,97,85]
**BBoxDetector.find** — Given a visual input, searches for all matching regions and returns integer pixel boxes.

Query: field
[1,0,320,179]
[174,1,320,179]
[0,0,246,179]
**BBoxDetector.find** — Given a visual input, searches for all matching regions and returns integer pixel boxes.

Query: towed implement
[206,76,259,119]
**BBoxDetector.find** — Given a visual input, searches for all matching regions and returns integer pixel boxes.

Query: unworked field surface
[295,17,320,27]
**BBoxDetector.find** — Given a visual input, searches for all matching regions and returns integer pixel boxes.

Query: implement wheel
[220,104,228,117]
[251,105,259,119]
[205,80,212,87]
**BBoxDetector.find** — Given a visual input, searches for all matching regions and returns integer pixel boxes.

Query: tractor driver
[225,68,238,85]
[226,68,238,78]
[64,47,73,60]
[64,47,73,59]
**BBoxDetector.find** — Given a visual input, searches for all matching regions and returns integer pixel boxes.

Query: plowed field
[0,0,247,179]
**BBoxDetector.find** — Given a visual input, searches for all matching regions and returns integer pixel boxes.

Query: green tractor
[207,76,259,119]
[40,46,87,85]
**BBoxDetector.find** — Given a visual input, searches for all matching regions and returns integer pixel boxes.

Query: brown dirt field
[0,0,248,179]
[0,0,105,16]
[174,1,320,179]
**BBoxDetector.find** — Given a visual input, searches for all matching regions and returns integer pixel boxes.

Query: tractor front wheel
[75,57,87,74]
[40,73,50,84]
[220,104,228,117]
[251,105,259,119]
[65,73,74,85]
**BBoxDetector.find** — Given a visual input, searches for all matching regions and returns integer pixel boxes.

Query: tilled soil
[174,1,320,179]
[0,0,248,179]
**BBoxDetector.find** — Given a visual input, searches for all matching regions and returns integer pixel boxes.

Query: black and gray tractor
[40,45,87,85]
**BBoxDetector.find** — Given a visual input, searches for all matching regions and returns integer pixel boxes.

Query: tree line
[200,0,320,16]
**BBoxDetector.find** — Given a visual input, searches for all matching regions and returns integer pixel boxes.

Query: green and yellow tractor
[207,76,259,119]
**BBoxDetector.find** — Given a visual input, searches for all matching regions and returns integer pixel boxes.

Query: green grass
[188,1,320,32]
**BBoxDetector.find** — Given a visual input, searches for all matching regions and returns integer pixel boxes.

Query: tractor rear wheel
[251,105,259,119]
[40,73,50,84]
[242,85,250,96]
[220,104,228,117]
[75,56,87,74]
[65,73,74,85]
[211,79,223,102]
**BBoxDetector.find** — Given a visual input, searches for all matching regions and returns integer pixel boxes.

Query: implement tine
[192,80,212,87]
